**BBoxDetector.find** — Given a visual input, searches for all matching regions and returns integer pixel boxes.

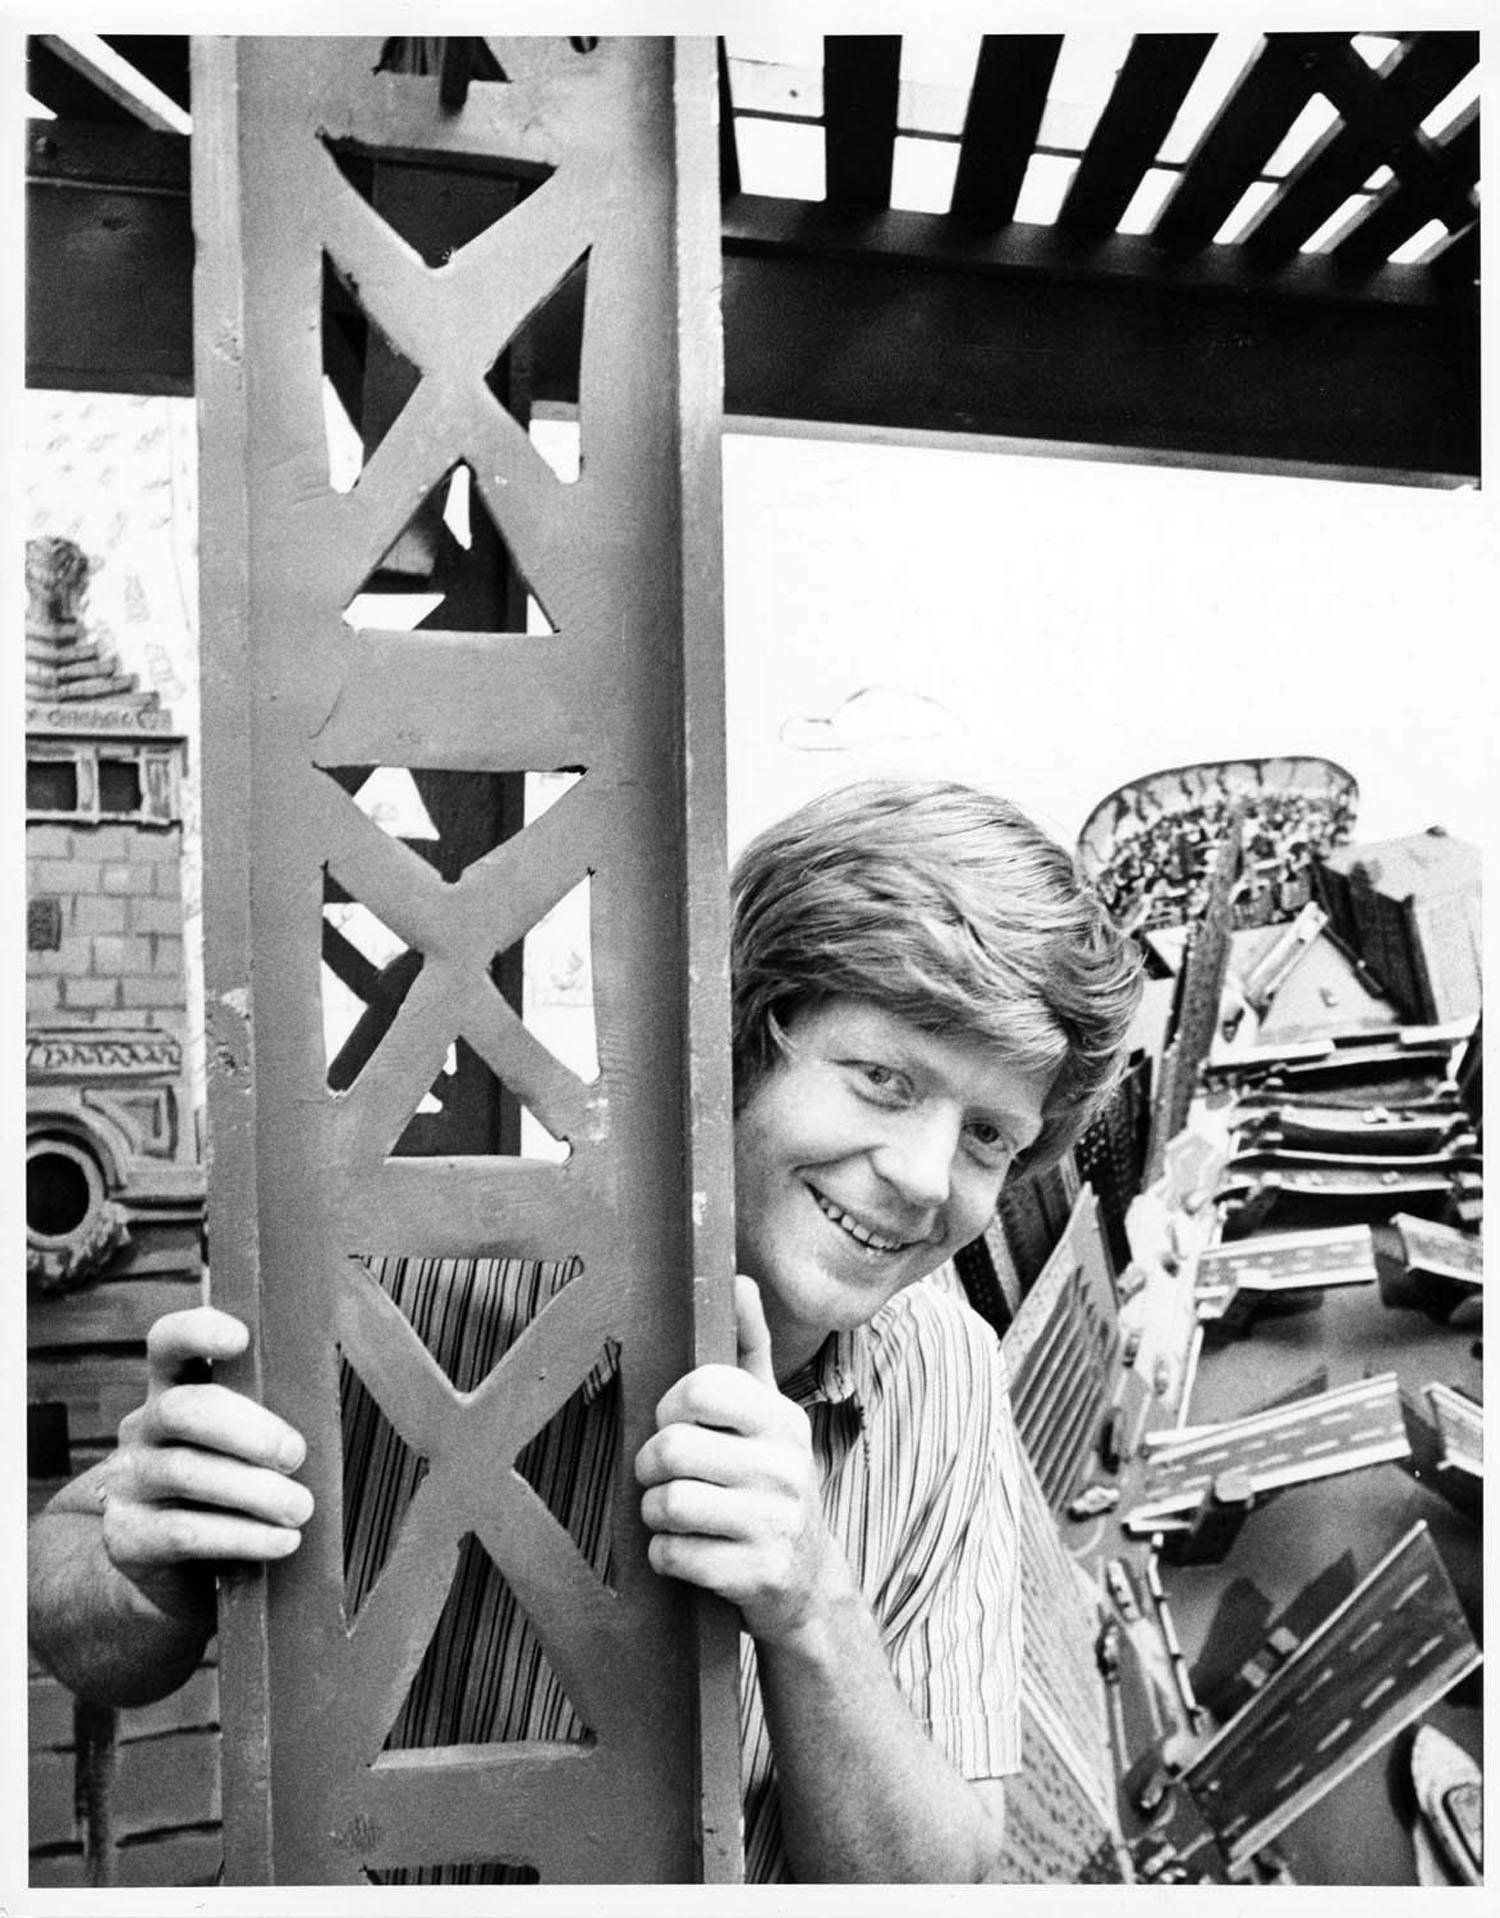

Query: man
[29,777,1142,1882]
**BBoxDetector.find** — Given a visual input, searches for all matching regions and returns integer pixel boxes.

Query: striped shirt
[344,1257,1022,1884]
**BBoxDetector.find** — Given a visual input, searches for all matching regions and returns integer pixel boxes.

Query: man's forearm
[755,1559,1006,1883]
[28,1472,215,1708]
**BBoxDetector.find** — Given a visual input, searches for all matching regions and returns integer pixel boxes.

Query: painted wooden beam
[25,124,1478,478]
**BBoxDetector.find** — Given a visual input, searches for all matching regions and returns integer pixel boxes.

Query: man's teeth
[814,1192,906,1252]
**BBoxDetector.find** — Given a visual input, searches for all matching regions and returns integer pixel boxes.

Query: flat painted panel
[194,36,735,1883]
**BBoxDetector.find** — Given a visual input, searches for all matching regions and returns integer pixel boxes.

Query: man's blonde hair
[730,778,1144,1171]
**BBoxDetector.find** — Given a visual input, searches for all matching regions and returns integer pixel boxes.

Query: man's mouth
[811,1188,919,1255]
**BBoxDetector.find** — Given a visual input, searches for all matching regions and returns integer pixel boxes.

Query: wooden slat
[27,1348,148,1445]
[28,36,140,122]
[951,34,1063,225]
[1242,32,1479,262]
[1152,33,1347,251]
[99,35,193,111]
[30,1674,79,1751]
[821,35,901,209]
[1312,42,1478,238]
[1058,33,1215,234]
[29,1750,79,1848]
[1428,216,1479,287]
[34,33,188,134]
[113,1828,224,1889]
[111,1728,222,1837]
[28,1849,89,1890]
[1328,103,1479,274]
[29,1277,201,1347]
[321,916,383,1004]
[118,1665,221,1741]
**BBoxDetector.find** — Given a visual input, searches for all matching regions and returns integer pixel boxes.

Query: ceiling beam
[706,201,1476,479]
[25,128,1478,481]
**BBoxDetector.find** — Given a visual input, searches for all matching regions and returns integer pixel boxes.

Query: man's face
[733,997,1052,1379]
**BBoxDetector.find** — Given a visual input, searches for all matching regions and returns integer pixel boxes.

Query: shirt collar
[782,1324,866,1412]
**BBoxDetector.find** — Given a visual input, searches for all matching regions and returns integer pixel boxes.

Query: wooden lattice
[194,37,739,1882]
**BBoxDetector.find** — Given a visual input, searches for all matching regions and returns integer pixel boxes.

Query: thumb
[734,1275,777,1390]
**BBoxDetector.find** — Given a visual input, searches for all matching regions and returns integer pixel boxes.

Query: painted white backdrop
[24,394,1491,1146]
[721,430,1491,859]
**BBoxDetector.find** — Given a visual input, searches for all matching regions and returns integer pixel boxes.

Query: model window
[27,759,77,812]
[98,757,143,815]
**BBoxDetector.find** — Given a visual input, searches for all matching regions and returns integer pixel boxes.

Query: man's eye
[849,1061,904,1099]
[965,1122,1013,1166]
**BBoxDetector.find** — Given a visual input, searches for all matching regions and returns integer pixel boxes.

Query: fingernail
[278,1434,306,1471]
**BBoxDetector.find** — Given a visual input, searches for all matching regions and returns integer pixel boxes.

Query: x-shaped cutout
[332,1252,629,1764]
[314,771,600,1167]
[313,142,592,618]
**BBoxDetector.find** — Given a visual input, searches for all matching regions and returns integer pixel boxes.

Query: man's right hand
[100,1305,314,1623]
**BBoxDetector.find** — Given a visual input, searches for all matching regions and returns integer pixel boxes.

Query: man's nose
[871,1106,959,1210]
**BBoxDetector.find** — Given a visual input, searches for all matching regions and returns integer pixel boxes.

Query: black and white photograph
[13,11,1486,1900]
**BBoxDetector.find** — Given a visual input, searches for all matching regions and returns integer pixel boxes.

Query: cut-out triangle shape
[323,137,548,270]
[352,767,440,841]
[395,1036,566,1160]
[322,888,423,1094]
[485,253,588,486]
[320,763,535,874]
[340,1338,430,1620]
[340,461,559,635]
[321,255,423,490]
[384,1536,594,1749]
[513,1343,620,1581]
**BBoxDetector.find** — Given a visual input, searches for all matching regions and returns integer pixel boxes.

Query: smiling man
[634,779,1142,1879]
[29,777,1141,1883]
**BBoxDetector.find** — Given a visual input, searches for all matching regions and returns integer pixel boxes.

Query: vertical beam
[715,37,740,199]
[194,34,736,1882]
[672,45,740,1880]
[189,34,274,1877]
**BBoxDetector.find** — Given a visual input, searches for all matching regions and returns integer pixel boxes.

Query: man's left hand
[634,1276,841,1643]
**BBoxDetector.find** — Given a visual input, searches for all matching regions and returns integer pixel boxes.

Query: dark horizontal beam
[26,128,1478,480]
[715,199,1476,479]
[26,122,195,397]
